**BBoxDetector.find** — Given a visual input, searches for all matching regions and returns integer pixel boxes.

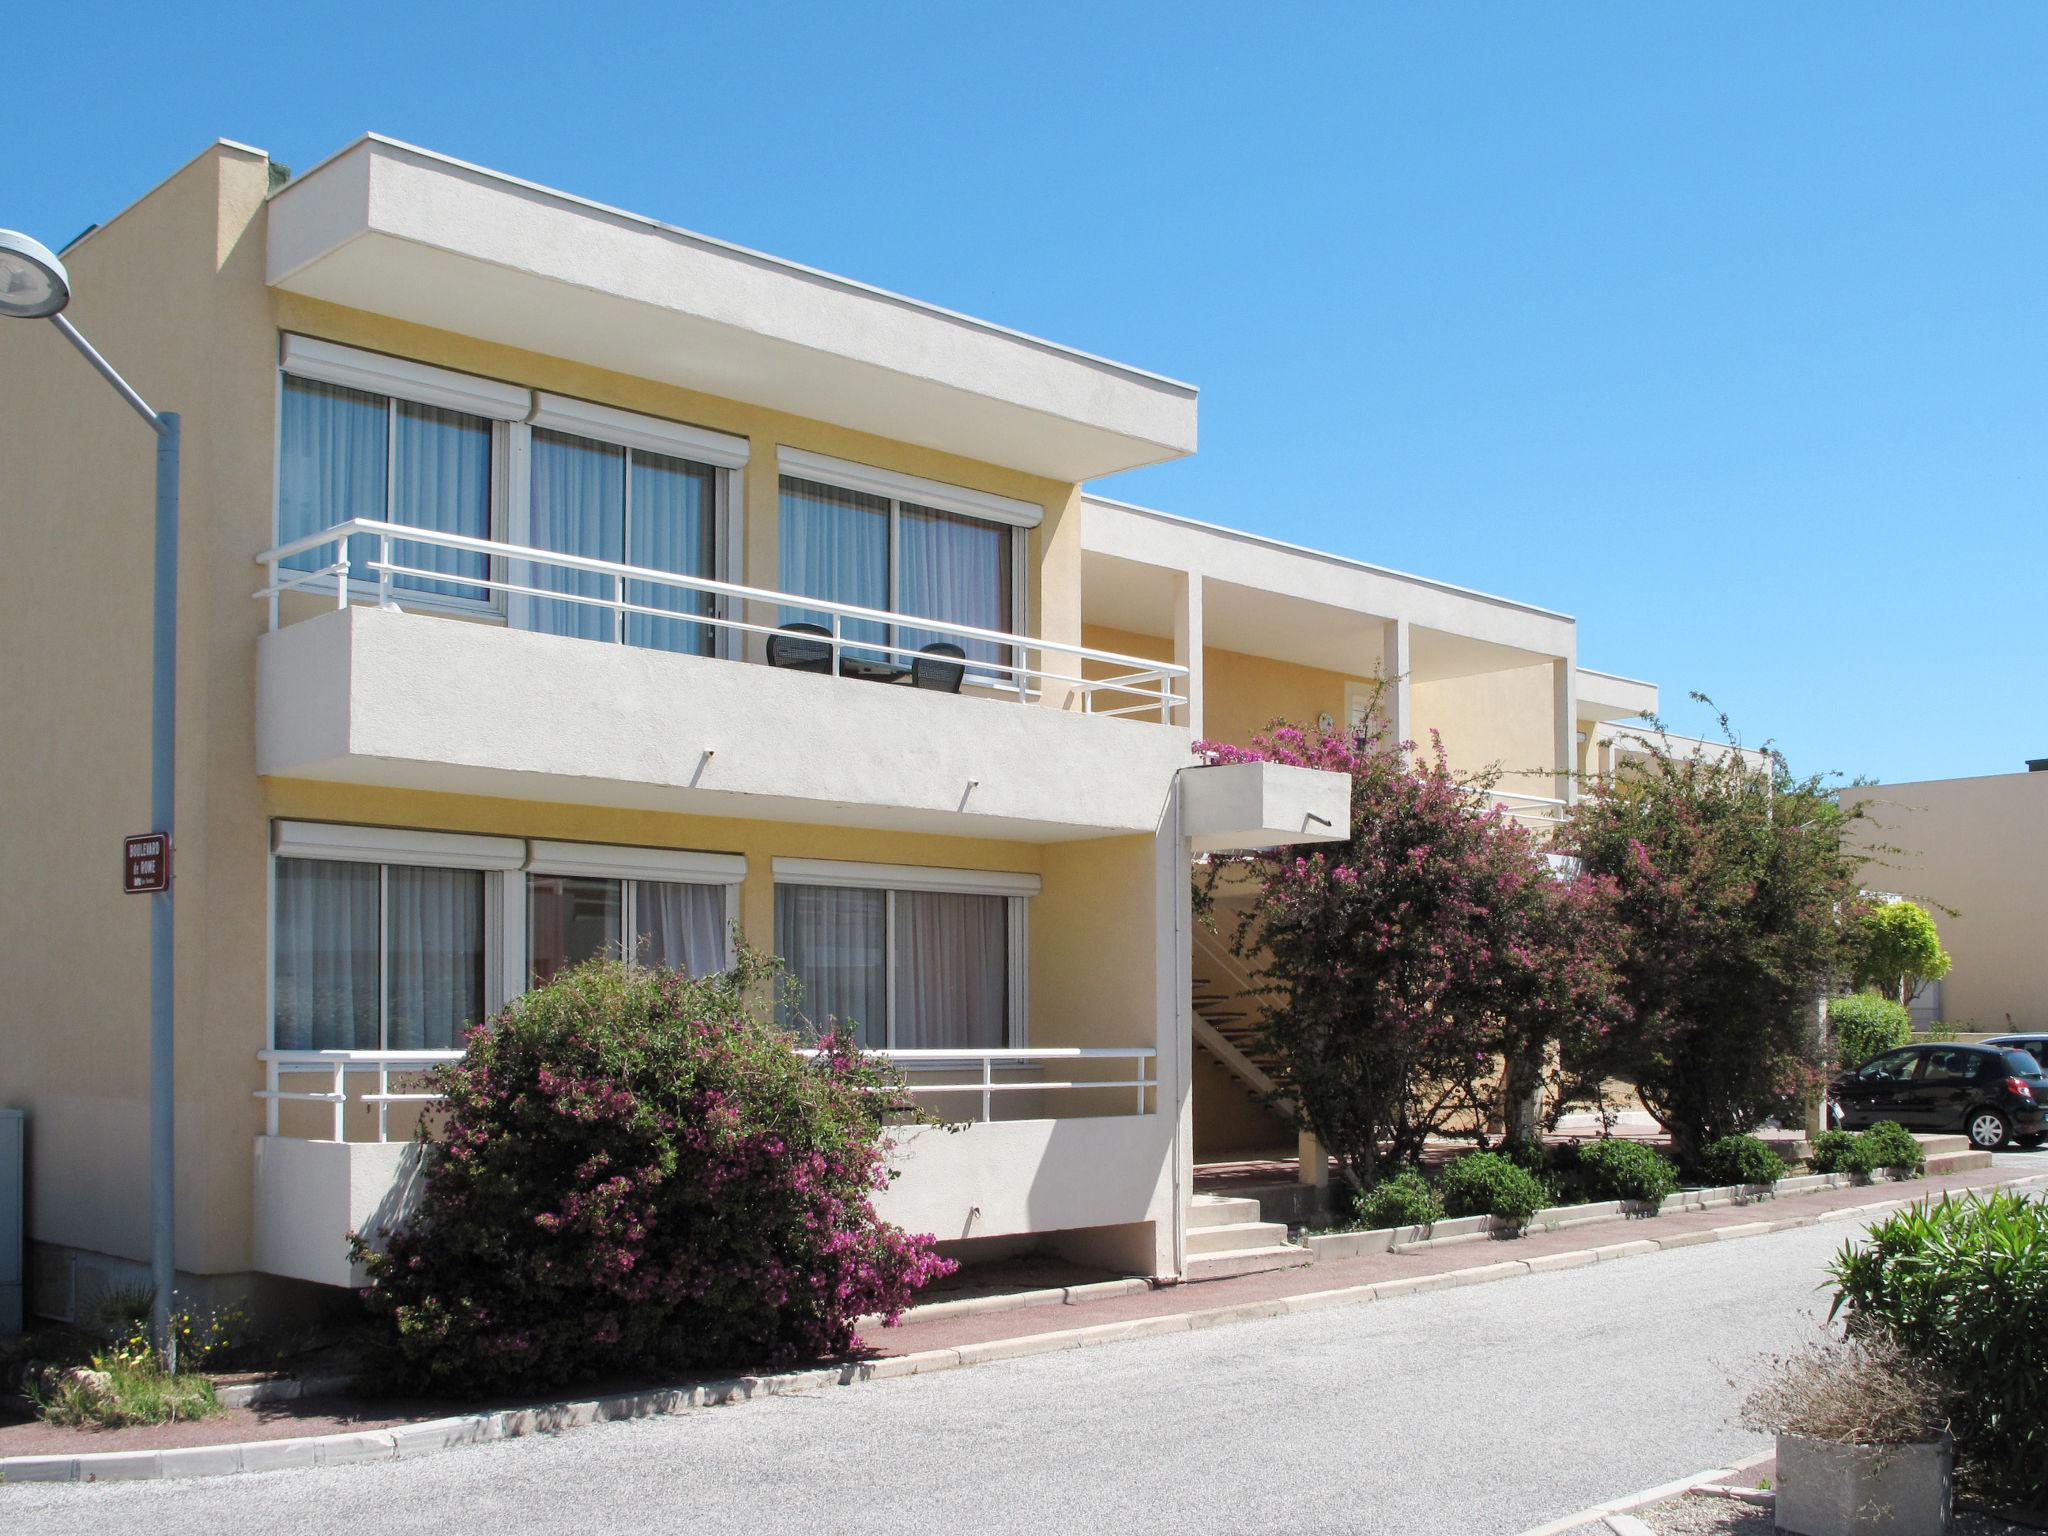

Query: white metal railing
[1477,788,1569,827]
[258,1045,1157,1141]
[799,1047,1158,1123]
[258,1049,461,1142]
[255,519,1188,722]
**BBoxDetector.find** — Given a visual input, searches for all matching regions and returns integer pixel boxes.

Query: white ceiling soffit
[1080,498,1577,664]
[267,137,1198,483]
[1576,668,1660,722]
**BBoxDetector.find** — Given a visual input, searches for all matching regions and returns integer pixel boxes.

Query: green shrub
[1828,1192,2048,1506]
[1858,1120,1925,1178]
[351,955,954,1396]
[1440,1152,1547,1230]
[30,1359,220,1428]
[1806,1129,1863,1175]
[1353,1169,1445,1231]
[1704,1134,1786,1189]
[1575,1138,1680,1205]
[1828,993,1914,1071]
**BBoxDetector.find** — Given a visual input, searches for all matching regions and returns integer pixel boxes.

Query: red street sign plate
[124,833,170,894]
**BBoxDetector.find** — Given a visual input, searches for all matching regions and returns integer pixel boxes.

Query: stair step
[1184,1244,1313,1283]
[1187,1220,1292,1255]
[1187,1194,1264,1229]
[1925,1149,1993,1174]
[1916,1134,1970,1157]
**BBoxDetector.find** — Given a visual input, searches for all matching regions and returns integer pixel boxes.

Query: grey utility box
[0,1110,21,1333]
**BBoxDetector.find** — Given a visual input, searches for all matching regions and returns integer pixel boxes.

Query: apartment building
[0,136,1664,1316]
[1841,768,2048,1033]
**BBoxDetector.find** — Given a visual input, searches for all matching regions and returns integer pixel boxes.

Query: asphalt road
[6,1204,1938,1536]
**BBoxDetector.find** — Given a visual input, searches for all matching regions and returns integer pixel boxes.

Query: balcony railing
[256,519,1188,722]
[1478,788,1569,828]
[258,1045,1158,1141]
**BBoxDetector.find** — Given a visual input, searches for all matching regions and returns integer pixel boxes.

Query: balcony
[254,520,1196,840]
[251,1045,1167,1286]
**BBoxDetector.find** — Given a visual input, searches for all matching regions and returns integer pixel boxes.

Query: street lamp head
[0,230,71,319]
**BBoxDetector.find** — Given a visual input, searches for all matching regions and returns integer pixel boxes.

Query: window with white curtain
[772,864,1031,1049]
[776,455,1028,678]
[277,376,495,602]
[528,874,730,983]
[521,430,720,653]
[272,856,488,1052]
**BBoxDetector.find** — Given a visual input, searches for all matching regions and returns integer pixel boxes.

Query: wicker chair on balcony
[766,622,833,674]
[911,642,967,694]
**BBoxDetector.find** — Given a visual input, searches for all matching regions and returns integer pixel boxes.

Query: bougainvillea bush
[350,953,954,1396]
[1199,717,1628,1185]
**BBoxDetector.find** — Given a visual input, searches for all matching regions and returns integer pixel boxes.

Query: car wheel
[1968,1109,2011,1150]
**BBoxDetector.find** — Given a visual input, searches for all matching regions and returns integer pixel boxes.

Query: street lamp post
[1,230,180,1371]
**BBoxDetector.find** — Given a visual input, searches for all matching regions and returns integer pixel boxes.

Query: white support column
[1553,657,1578,806]
[1171,571,1204,739]
[1379,617,1411,758]
[1155,774,1195,1280]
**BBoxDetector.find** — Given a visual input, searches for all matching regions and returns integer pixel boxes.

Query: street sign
[123,833,170,894]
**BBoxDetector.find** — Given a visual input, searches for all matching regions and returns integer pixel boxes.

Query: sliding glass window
[528,875,729,984]
[522,430,720,653]
[272,857,487,1051]
[277,376,493,602]
[777,476,1014,675]
[774,884,1010,1050]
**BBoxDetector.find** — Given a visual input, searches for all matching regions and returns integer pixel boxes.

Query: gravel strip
[1615,1492,2037,1534]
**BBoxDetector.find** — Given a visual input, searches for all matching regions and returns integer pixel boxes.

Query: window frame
[267,824,750,1052]
[524,839,744,979]
[274,337,529,621]
[266,821,524,1053]
[769,857,1035,1050]
[273,338,750,644]
[510,394,749,658]
[774,448,1035,678]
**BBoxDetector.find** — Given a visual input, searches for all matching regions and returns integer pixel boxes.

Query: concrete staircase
[1918,1133,1993,1174]
[1185,1193,1311,1282]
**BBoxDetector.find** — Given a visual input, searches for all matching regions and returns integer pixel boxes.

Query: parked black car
[1833,1043,2048,1150]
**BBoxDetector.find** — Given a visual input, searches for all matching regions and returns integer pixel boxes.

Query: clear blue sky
[9,3,2043,783]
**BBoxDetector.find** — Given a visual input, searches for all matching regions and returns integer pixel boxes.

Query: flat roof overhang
[1577,667,1660,722]
[266,136,1198,483]
[1081,497,1578,675]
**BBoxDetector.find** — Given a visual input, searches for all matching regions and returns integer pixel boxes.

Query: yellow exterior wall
[1082,624,1371,751]
[1843,774,2048,1033]
[1411,662,1559,796]
[0,142,1138,1288]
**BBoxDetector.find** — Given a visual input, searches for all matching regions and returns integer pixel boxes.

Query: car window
[1920,1048,1981,1084]
[1859,1050,1922,1083]
[2003,1049,2046,1077]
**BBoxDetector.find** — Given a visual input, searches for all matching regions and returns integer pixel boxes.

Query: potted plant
[1740,1332,1953,1535]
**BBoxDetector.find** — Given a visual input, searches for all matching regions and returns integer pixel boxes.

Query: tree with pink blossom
[1199,716,1628,1186]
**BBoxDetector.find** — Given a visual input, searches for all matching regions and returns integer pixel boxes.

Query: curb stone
[1517,1448,1777,1536]
[8,1174,2045,1488]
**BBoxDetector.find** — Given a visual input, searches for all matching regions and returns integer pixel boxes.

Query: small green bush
[1829,993,1914,1071]
[1575,1138,1680,1205]
[1859,1120,1925,1177]
[1441,1152,1547,1230]
[31,1360,220,1428]
[1354,1169,1445,1231]
[1703,1134,1787,1189]
[1806,1129,1863,1175]
[1829,1191,2048,1506]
